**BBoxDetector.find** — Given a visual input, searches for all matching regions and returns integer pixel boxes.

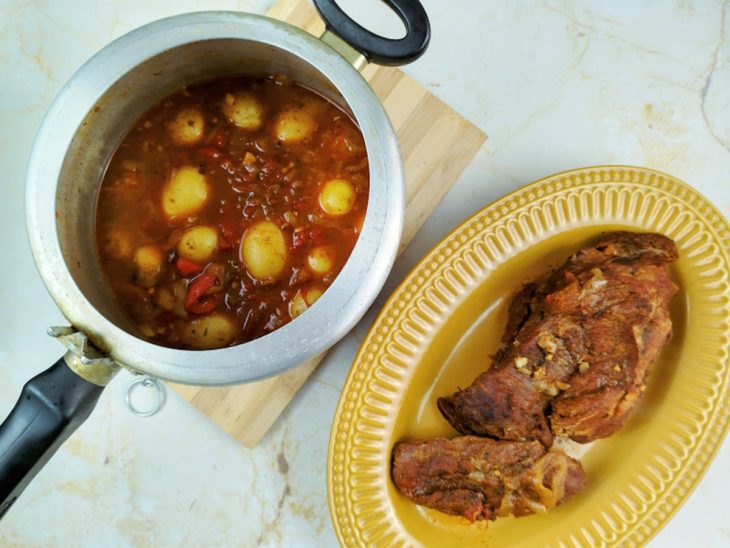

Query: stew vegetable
[96,75,369,349]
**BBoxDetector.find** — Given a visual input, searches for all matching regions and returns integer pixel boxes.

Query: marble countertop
[1,0,729,546]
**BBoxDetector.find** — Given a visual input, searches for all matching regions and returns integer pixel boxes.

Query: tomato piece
[199,146,223,160]
[218,220,238,251]
[261,159,280,176]
[308,226,326,245]
[291,225,327,252]
[292,228,308,251]
[218,234,234,251]
[176,257,204,277]
[185,272,219,314]
[220,159,234,173]
[211,129,228,148]
[243,200,259,219]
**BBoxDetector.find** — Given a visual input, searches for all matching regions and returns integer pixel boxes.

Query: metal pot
[0,0,429,518]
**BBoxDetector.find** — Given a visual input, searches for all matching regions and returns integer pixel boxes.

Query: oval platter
[327,166,730,547]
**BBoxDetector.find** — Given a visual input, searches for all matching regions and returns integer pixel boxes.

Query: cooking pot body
[26,11,404,385]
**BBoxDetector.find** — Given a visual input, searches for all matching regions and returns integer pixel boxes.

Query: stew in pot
[95,75,369,349]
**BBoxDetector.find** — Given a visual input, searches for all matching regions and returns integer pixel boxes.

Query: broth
[95,75,369,349]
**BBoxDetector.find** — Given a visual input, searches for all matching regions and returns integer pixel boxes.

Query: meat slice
[438,232,678,444]
[549,233,678,441]
[391,436,585,522]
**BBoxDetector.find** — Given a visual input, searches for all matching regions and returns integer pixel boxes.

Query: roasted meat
[438,232,678,444]
[391,436,585,522]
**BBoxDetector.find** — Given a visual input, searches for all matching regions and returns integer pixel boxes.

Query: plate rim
[327,165,730,547]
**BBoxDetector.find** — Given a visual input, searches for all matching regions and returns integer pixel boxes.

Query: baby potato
[305,287,323,305]
[156,286,176,311]
[241,221,287,281]
[133,244,163,287]
[159,280,188,318]
[162,166,209,219]
[307,246,335,275]
[183,312,235,349]
[274,109,317,143]
[288,287,325,319]
[289,291,308,319]
[102,227,133,259]
[177,225,218,263]
[167,108,205,145]
[319,178,356,216]
[223,92,264,130]
[137,324,156,338]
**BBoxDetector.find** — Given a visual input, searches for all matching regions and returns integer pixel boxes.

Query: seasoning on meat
[437,232,678,445]
[391,436,585,522]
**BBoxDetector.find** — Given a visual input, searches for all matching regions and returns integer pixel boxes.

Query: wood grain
[168,0,486,448]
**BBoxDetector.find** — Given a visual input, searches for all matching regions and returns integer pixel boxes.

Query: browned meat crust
[391,436,585,522]
[438,232,679,444]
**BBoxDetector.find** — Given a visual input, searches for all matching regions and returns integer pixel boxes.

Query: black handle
[0,357,104,519]
[313,0,431,66]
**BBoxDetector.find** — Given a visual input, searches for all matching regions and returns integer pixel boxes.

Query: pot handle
[313,0,431,66]
[0,357,105,519]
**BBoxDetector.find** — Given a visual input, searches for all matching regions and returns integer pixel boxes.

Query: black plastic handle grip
[0,357,104,519]
[313,0,431,66]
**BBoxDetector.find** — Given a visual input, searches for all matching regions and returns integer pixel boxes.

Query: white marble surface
[1,0,729,546]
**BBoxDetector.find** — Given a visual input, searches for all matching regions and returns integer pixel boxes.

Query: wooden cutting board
[169,0,486,448]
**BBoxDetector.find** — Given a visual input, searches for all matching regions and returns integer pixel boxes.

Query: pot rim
[25,11,404,386]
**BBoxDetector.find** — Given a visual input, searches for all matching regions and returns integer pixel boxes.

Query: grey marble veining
[0,0,729,546]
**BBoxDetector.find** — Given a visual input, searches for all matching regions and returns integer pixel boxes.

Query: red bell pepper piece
[176,257,204,277]
[185,272,219,314]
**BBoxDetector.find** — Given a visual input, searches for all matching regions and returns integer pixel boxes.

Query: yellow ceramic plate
[327,166,730,547]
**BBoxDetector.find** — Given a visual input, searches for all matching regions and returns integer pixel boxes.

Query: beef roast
[438,232,678,444]
[392,436,585,522]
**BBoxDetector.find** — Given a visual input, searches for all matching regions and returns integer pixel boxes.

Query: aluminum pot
[0,0,429,518]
